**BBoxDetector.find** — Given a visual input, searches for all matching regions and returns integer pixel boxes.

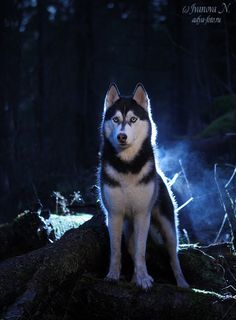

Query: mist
[158,141,236,244]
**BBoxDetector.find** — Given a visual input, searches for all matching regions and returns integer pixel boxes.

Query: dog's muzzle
[117,133,127,145]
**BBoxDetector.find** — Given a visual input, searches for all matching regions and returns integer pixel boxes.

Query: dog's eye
[130,117,137,123]
[112,117,119,123]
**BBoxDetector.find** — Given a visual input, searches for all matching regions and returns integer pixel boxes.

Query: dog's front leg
[132,212,153,290]
[106,213,123,281]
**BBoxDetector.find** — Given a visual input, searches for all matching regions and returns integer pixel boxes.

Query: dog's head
[102,83,156,152]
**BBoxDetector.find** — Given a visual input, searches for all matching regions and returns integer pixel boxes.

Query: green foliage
[199,111,236,138]
[213,95,236,115]
[198,95,236,138]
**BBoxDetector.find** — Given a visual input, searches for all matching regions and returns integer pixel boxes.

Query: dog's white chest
[103,163,156,216]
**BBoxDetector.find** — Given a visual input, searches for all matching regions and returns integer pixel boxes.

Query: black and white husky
[98,83,189,290]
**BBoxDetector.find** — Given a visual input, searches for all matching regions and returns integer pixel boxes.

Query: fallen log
[64,275,236,320]
[0,210,94,262]
[0,213,108,319]
[0,210,54,261]
[0,213,235,320]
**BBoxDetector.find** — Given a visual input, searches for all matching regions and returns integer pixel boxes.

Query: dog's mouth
[117,142,129,149]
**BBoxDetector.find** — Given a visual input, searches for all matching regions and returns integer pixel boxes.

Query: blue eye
[130,117,137,123]
[113,117,119,123]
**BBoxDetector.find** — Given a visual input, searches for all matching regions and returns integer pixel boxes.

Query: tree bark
[0,213,108,319]
[64,275,235,320]
[0,210,54,261]
[0,213,235,320]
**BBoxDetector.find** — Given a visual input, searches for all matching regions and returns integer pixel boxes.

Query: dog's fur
[98,83,189,290]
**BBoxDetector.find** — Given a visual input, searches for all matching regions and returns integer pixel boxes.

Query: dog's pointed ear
[104,83,120,110]
[133,83,149,110]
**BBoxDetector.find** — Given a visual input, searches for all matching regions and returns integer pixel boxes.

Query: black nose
[117,133,127,143]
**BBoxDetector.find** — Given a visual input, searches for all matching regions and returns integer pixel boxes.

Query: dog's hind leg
[153,182,189,288]
[157,213,189,288]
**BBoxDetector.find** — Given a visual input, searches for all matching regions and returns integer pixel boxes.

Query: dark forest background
[0,0,236,243]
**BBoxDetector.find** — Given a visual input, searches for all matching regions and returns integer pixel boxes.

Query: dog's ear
[104,83,120,110]
[133,83,149,110]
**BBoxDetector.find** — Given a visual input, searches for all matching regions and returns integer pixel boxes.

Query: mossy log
[0,210,94,262]
[0,213,235,320]
[0,213,108,319]
[63,275,235,320]
[0,210,54,261]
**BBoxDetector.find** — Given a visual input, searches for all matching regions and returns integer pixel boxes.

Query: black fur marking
[138,162,156,184]
[101,169,120,187]
[102,137,154,174]
[156,178,175,223]
[120,122,127,130]
[105,97,149,121]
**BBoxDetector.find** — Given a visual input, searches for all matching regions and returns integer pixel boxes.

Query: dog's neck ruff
[102,137,154,174]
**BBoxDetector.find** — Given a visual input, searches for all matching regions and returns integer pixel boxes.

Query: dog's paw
[105,270,120,282]
[176,276,189,288]
[177,279,189,288]
[132,273,154,290]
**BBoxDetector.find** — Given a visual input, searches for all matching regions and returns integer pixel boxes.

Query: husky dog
[98,83,189,290]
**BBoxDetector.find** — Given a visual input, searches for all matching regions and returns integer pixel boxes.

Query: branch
[214,164,236,247]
